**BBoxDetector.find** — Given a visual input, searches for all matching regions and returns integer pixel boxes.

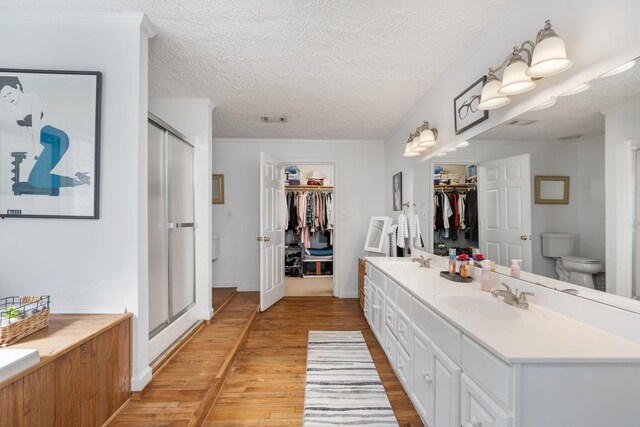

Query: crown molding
[212,137,384,145]
[0,12,157,38]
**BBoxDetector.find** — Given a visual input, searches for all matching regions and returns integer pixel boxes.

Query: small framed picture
[454,76,488,135]
[212,174,225,204]
[392,172,402,211]
[0,68,102,218]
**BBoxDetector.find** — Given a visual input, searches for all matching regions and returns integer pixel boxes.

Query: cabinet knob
[421,370,432,384]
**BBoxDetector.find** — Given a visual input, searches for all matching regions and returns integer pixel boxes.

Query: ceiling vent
[505,119,538,126]
[261,116,287,123]
[557,133,583,141]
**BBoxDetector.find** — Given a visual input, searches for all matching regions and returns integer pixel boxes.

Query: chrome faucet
[491,282,535,310]
[411,255,431,269]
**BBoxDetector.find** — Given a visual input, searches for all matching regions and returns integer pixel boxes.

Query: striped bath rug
[303,331,399,426]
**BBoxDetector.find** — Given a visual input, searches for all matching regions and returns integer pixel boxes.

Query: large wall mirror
[414,56,640,313]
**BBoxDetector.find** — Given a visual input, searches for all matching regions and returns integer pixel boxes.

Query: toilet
[541,232,602,289]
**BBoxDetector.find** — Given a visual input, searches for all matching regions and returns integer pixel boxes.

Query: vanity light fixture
[416,121,438,147]
[479,20,572,110]
[411,132,428,153]
[456,141,470,148]
[403,133,421,157]
[446,147,458,152]
[560,82,590,96]
[598,59,636,78]
[435,152,447,157]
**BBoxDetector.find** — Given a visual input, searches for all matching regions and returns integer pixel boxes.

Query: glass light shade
[446,147,457,152]
[403,141,420,157]
[478,77,511,110]
[456,141,470,148]
[418,129,437,147]
[526,36,572,77]
[435,152,447,157]
[411,137,428,153]
[498,58,536,95]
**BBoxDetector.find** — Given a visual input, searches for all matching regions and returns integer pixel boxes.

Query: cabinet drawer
[461,373,512,427]
[462,336,513,410]
[385,299,396,332]
[396,307,413,354]
[384,325,396,364]
[396,284,411,315]
[385,277,397,302]
[395,341,412,392]
[412,298,462,364]
[370,266,385,289]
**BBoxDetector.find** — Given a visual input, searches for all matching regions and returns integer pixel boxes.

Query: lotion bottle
[480,261,492,292]
[510,259,522,279]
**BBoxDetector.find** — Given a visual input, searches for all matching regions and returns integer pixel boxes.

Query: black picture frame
[392,172,402,211]
[454,75,488,135]
[0,68,102,219]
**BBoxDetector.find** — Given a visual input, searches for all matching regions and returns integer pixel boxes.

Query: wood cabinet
[358,258,366,311]
[0,314,132,427]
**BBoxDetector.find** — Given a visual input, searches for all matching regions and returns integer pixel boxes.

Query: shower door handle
[167,222,195,229]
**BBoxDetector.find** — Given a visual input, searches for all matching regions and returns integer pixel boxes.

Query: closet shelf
[285,185,334,191]
[434,184,476,189]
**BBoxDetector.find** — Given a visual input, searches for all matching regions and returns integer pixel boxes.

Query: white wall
[385,0,640,219]
[211,139,385,297]
[148,98,214,361]
[415,138,606,278]
[0,12,155,390]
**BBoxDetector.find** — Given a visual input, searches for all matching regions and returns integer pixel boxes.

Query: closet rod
[285,185,334,192]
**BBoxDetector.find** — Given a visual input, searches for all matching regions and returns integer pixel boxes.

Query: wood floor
[204,296,423,426]
[108,292,259,426]
[212,287,238,312]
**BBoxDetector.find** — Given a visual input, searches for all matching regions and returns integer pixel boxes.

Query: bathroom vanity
[364,256,640,427]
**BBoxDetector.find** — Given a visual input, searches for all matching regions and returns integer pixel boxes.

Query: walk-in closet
[284,164,335,296]
[433,163,478,257]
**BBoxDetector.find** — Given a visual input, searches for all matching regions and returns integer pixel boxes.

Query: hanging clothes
[285,189,335,249]
[465,188,479,242]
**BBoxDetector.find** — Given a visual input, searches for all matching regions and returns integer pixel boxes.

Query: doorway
[283,163,335,297]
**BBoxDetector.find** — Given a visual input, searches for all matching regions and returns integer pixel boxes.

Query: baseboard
[339,291,358,298]
[212,282,237,288]
[195,308,214,320]
[131,365,152,392]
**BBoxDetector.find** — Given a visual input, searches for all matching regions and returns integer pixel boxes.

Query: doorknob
[264,236,271,242]
[257,236,264,242]
[520,234,530,241]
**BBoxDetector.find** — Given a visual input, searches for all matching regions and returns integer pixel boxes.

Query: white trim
[148,307,199,363]
[195,308,214,320]
[151,97,215,111]
[213,138,383,145]
[212,281,238,288]
[131,365,152,392]
[0,12,157,38]
[339,291,358,299]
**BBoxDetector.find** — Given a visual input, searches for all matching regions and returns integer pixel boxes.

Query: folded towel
[389,224,398,257]
[412,214,423,248]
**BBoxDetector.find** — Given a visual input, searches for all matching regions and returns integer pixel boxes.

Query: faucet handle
[499,282,512,293]
[518,291,535,303]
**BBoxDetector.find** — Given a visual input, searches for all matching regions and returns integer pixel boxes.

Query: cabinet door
[384,325,396,365]
[411,327,435,426]
[375,291,386,341]
[385,299,396,332]
[461,374,511,427]
[434,346,461,427]
[395,341,412,392]
[396,307,413,354]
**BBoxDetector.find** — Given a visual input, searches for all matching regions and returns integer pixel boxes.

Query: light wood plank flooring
[204,296,423,426]
[108,292,259,427]
[213,286,238,312]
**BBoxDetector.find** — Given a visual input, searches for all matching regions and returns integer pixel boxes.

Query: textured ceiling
[476,57,640,143]
[2,0,508,139]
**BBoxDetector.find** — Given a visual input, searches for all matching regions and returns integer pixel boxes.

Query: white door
[478,154,532,271]
[259,152,286,311]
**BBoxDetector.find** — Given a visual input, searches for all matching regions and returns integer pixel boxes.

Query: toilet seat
[560,256,600,264]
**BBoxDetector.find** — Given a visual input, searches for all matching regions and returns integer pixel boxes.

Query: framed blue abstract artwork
[0,69,101,219]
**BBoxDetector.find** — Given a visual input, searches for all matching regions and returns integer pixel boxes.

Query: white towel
[397,214,409,249]
[412,215,423,248]
[388,224,398,257]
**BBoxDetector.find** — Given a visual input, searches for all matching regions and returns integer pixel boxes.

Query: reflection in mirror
[414,56,640,311]
[364,216,392,254]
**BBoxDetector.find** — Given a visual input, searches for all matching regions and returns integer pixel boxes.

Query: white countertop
[366,257,640,364]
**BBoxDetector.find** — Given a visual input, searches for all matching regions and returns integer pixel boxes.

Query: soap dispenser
[480,261,492,292]
[510,259,522,279]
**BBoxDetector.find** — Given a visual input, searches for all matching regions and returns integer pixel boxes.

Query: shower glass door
[634,149,640,299]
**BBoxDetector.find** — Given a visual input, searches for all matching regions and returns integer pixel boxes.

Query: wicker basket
[0,296,50,347]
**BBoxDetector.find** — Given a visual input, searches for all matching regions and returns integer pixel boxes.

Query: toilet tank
[212,234,220,261]
[541,232,576,257]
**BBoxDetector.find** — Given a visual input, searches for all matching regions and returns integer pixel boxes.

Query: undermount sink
[0,348,40,382]
[439,294,522,321]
